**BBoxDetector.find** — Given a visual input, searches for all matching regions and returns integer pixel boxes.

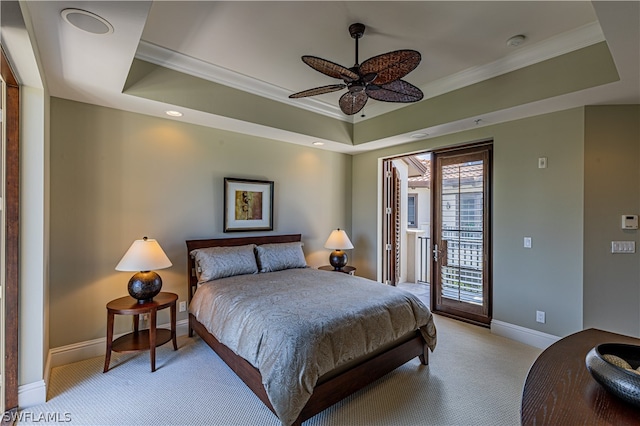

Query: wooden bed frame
[186,234,428,426]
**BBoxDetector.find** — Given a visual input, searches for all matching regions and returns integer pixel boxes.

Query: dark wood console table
[521,328,640,425]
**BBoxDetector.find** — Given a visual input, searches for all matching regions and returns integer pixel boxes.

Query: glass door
[432,144,492,326]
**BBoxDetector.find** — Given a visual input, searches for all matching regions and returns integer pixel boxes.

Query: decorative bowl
[585,343,640,408]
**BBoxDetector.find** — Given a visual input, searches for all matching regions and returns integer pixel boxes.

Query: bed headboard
[185,234,302,304]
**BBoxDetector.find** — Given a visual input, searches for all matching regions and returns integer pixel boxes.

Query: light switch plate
[611,241,636,253]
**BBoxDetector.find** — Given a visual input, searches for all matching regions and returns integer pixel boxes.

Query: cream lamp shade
[116,237,172,303]
[324,229,354,271]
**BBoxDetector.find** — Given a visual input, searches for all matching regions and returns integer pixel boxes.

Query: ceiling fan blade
[288,84,346,99]
[339,91,368,115]
[302,56,359,81]
[360,50,421,85]
[366,79,424,103]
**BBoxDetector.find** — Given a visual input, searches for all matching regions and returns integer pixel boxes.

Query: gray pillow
[190,244,258,283]
[255,242,307,273]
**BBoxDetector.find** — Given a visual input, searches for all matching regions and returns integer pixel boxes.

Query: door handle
[433,241,447,263]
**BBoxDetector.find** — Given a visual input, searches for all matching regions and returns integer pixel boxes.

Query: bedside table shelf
[112,329,173,353]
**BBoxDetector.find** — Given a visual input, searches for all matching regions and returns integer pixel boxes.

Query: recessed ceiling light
[165,110,183,117]
[411,133,428,139]
[312,141,325,146]
[61,9,114,35]
[506,34,526,47]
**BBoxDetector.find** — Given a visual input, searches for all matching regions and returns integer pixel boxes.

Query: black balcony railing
[441,231,483,305]
[419,233,483,304]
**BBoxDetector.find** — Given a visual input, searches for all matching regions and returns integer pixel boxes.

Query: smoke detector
[506,34,526,47]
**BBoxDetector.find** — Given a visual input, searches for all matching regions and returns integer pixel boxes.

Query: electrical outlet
[538,157,547,169]
[536,310,546,324]
[179,301,187,312]
[139,314,149,328]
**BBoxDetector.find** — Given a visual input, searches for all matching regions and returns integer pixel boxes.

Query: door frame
[380,152,432,291]
[1,45,20,416]
[431,142,492,327]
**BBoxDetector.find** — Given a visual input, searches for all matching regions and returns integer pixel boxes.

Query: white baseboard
[18,380,47,408]
[32,319,189,407]
[47,319,190,370]
[491,320,560,349]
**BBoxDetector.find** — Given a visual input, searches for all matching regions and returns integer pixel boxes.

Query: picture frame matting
[223,178,274,232]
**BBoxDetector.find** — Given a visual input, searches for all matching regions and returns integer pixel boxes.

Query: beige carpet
[19,312,540,426]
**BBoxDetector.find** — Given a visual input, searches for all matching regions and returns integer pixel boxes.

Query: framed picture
[224,178,274,232]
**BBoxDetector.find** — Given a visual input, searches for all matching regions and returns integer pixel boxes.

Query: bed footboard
[190,313,427,425]
[189,314,276,414]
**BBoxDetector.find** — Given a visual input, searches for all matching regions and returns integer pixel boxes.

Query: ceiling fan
[289,23,424,115]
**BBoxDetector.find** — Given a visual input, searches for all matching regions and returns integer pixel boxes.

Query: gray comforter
[189,268,437,425]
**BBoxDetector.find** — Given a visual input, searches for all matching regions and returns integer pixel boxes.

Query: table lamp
[324,228,354,271]
[115,237,172,303]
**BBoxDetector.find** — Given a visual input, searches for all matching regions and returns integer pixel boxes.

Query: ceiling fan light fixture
[348,83,365,93]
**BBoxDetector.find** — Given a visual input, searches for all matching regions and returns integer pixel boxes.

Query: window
[408,193,418,228]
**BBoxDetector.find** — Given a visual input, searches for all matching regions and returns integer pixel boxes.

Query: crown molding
[429,22,604,99]
[358,22,605,120]
[135,41,349,121]
[135,22,604,123]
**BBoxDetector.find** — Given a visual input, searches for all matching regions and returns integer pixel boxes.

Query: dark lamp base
[128,271,162,303]
[329,250,348,271]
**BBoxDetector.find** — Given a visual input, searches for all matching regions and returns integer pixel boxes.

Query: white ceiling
[18,1,640,153]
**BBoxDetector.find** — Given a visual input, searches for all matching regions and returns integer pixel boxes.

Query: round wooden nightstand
[104,292,178,373]
[318,265,356,275]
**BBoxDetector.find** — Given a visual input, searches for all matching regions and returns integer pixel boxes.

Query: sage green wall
[48,99,640,348]
[493,110,584,336]
[353,109,585,337]
[49,98,352,348]
[584,105,640,336]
